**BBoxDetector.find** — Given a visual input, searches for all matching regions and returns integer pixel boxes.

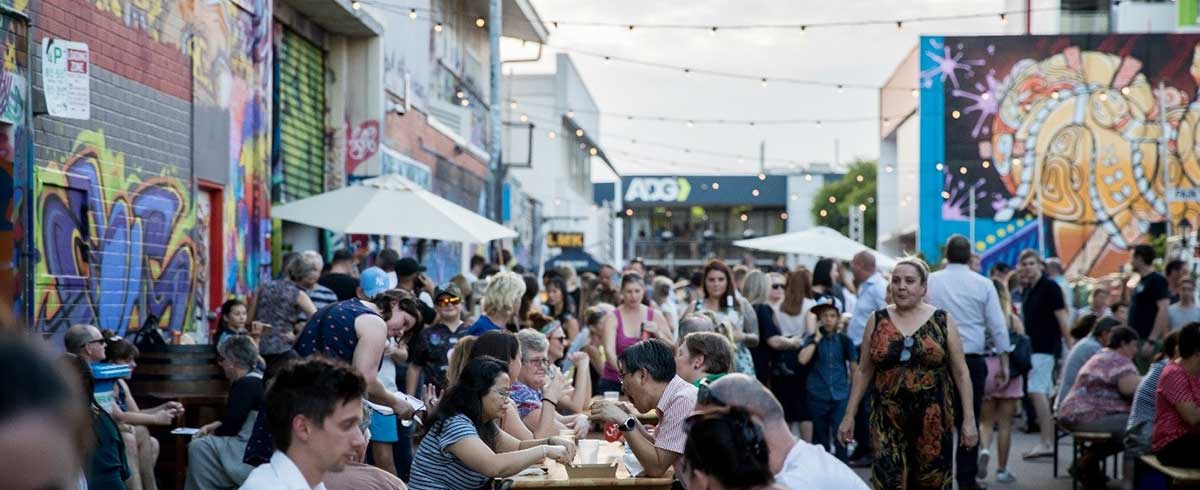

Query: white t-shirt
[1168,303,1200,331]
[377,338,399,393]
[775,440,868,490]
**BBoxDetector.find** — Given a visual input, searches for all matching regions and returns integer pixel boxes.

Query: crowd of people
[3,235,1200,490]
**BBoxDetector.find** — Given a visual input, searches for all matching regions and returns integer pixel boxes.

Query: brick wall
[31,0,195,340]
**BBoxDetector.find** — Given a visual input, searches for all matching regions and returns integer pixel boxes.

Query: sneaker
[977,449,990,480]
[995,469,1016,484]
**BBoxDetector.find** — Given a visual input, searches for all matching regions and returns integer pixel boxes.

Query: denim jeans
[808,396,849,460]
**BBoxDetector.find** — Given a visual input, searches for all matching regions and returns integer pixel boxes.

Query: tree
[811,160,877,247]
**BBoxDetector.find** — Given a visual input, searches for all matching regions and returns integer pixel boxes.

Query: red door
[198,181,224,341]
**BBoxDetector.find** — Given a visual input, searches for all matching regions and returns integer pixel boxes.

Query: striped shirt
[408,415,490,490]
[653,376,698,478]
[306,284,340,315]
[1126,360,1167,432]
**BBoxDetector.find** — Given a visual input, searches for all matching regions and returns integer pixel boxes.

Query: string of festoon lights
[353,1,1050,92]
[507,97,913,128]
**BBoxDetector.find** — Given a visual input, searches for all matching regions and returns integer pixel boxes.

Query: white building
[504,53,618,267]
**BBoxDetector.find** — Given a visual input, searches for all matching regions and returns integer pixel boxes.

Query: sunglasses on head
[900,336,915,362]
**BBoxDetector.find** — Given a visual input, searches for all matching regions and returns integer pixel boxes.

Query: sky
[502,0,1027,179]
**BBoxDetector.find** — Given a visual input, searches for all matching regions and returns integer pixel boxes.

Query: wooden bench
[1138,455,1200,489]
[1069,431,1121,490]
[130,345,229,490]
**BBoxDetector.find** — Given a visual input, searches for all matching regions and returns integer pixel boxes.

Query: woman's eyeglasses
[491,388,511,399]
[771,284,786,290]
[900,336,915,362]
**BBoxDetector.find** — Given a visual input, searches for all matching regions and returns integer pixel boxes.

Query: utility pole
[488,0,504,257]
[758,140,765,174]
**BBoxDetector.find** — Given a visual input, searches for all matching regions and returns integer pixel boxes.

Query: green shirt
[691,372,726,388]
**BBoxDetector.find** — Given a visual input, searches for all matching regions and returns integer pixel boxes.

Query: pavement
[848,425,1084,489]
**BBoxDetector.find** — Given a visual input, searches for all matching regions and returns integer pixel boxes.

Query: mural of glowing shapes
[951,71,1006,138]
[34,130,197,341]
[921,41,985,90]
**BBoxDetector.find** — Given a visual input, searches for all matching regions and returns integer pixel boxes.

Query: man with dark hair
[599,264,617,287]
[320,249,361,301]
[376,249,401,277]
[1166,259,1187,303]
[241,357,368,489]
[465,254,487,283]
[1129,244,1170,341]
[928,235,1008,489]
[1016,248,1069,458]
[591,339,697,479]
[1057,316,1119,410]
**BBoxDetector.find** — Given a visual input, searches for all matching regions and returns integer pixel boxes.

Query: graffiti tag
[345,120,380,174]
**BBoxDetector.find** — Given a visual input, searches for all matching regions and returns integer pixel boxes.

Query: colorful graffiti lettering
[94,0,170,41]
[345,119,379,174]
[921,35,1200,277]
[34,130,196,341]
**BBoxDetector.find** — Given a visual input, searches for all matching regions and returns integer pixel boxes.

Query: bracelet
[541,398,558,407]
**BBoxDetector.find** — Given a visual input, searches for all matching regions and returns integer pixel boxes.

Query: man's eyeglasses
[436,296,461,307]
[697,379,727,407]
[899,336,915,362]
[86,338,105,346]
[771,284,786,290]
[522,358,551,368]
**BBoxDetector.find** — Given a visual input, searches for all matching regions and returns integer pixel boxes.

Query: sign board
[41,39,90,120]
[616,175,789,207]
[547,231,585,249]
[1168,187,1200,202]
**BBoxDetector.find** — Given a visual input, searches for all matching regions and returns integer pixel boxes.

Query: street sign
[547,231,585,249]
[1168,187,1200,202]
[41,38,90,120]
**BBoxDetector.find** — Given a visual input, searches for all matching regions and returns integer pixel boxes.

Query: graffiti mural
[920,35,1200,276]
[94,0,171,41]
[1,13,28,323]
[34,130,196,341]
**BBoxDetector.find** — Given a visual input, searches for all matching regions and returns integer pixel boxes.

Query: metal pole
[759,140,765,174]
[488,0,504,233]
[1160,81,1173,244]
[1037,158,1045,257]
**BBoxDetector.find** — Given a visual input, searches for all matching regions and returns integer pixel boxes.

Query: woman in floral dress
[838,259,978,489]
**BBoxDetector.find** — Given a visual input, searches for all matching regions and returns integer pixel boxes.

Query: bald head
[63,325,104,362]
[851,251,876,283]
[703,373,786,424]
[677,313,716,341]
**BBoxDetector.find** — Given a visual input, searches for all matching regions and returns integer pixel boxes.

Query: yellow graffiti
[4,44,14,72]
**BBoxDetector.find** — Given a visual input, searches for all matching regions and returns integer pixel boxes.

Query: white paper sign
[1168,187,1200,202]
[41,38,90,120]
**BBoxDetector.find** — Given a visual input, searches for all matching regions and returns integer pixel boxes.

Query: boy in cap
[406,284,468,394]
[798,293,859,460]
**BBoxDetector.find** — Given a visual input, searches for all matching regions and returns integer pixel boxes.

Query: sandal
[1022,446,1053,459]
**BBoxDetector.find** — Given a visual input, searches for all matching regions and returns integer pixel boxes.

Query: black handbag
[1008,332,1033,378]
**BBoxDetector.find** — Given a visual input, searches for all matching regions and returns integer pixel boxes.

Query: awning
[734,226,899,270]
[270,174,517,243]
[544,248,603,274]
[467,0,549,43]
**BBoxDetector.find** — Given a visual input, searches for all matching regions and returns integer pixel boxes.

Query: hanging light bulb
[911,89,919,98]
[836,85,844,93]
[475,18,485,28]
[519,114,528,122]
[575,129,584,137]
[434,22,443,32]
[686,121,694,128]
[604,56,611,64]
[548,131,556,139]
[760,78,768,87]
[896,21,903,31]
[710,27,718,35]
[351,0,360,10]
[589,148,598,156]
[628,25,635,31]
[460,99,469,107]
[409,8,417,19]
[509,101,517,109]
[567,110,576,118]
[999,13,1007,24]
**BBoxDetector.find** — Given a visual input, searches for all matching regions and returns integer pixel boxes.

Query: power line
[541,7,1055,31]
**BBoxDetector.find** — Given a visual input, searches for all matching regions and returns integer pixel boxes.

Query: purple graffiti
[921,42,985,90]
[39,144,195,342]
[951,70,1004,138]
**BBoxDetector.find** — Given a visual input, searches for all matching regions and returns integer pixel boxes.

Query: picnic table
[509,440,673,490]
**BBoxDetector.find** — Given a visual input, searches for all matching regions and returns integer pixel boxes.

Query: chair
[1137,454,1200,489]
[1070,431,1121,490]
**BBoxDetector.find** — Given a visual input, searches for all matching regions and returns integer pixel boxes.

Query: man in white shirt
[241,357,368,490]
[697,374,867,490]
[927,235,1010,489]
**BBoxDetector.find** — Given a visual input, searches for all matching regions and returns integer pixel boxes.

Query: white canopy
[733,226,899,270]
[270,174,518,243]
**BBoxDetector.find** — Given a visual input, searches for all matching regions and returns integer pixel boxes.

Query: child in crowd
[215,299,267,346]
[798,294,857,460]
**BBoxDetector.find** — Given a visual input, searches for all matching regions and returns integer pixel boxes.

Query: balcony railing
[630,238,780,268]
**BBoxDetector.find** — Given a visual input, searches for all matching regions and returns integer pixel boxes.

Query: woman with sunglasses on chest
[838,259,978,490]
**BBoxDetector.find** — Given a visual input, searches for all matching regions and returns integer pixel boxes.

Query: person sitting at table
[408,356,576,490]
[680,407,777,490]
[697,374,866,489]
[675,332,735,387]
[590,339,698,480]
[448,330,541,441]
[184,335,264,490]
[1152,322,1200,468]
[103,333,184,490]
[511,329,590,438]
[1056,326,1142,487]
[63,353,131,490]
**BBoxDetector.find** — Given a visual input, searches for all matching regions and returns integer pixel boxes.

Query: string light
[548,131,556,139]
[351,0,360,10]
[519,114,528,122]
[712,182,721,190]
[952,110,961,119]
[859,204,867,211]
[820,209,828,217]
[508,97,907,127]
[760,78,768,87]
[575,129,584,137]
[509,101,517,109]
[475,18,485,27]
[829,196,837,203]
[460,99,469,107]
[710,26,718,35]
[758,172,766,180]
[895,21,903,31]
[434,22,443,32]
[408,8,416,19]
[999,13,1007,23]
[542,7,1056,32]
[781,212,789,220]
[751,189,760,197]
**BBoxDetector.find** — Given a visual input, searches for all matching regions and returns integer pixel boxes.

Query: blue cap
[360,267,390,298]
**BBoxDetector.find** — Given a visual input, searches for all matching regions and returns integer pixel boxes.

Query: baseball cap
[810,293,843,316]
[360,267,390,298]
[434,283,462,301]
[396,257,425,276]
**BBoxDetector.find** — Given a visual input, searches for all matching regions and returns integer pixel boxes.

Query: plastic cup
[578,439,601,464]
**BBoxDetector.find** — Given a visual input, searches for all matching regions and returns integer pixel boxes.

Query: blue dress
[243,300,381,465]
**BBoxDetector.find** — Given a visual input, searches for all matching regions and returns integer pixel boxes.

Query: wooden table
[509,440,673,490]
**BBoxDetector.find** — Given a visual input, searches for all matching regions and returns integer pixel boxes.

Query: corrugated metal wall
[276,28,325,203]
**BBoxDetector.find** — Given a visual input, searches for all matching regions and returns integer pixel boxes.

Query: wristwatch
[618,417,637,432]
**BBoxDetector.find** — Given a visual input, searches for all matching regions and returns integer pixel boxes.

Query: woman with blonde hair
[466,271,526,335]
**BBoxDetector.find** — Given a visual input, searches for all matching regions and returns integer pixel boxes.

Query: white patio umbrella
[270,174,517,243]
[733,226,899,270]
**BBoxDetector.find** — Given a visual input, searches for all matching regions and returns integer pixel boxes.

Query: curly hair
[371,289,422,342]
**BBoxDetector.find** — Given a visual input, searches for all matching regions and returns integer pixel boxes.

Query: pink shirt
[1152,362,1200,451]
[653,376,698,477]
[1057,349,1137,426]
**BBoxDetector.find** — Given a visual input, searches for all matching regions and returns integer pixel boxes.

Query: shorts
[983,356,1023,400]
[369,410,398,442]
[1028,353,1056,395]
